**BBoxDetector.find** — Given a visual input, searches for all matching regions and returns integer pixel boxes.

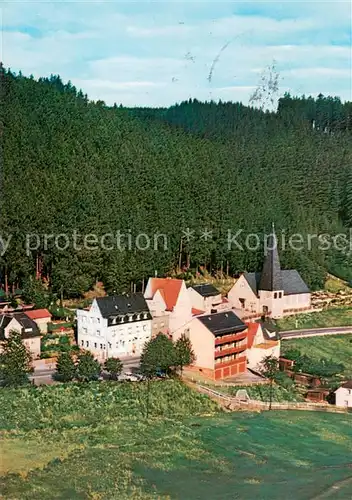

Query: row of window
[274,292,283,299]
[81,325,148,336]
[81,316,101,324]
[81,339,140,350]
[80,313,149,326]
[110,313,149,324]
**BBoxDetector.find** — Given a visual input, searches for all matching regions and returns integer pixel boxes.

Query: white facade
[246,336,281,371]
[170,283,193,332]
[335,385,352,407]
[0,316,41,359]
[188,287,225,314]
[228,274,311,319]
[77,298,152,361]
[144,278,192,334]
[284,293,311,312]
[228,275,259,313]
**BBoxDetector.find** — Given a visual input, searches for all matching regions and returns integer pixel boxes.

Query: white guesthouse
[335,381,352,408]
[77,293,152,361]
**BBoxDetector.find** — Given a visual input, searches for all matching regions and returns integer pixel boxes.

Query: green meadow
[1,381,351,499]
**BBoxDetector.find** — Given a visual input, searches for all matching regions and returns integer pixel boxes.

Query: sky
[1,0,351,107]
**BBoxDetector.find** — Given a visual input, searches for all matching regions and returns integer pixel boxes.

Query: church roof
[259,232,282,291]
[244,270,309,296]
[242,227,309,296]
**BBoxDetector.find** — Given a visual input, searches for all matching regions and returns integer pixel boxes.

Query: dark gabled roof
[243,272,261,295]
[257,320,280,341]
[96,293,150,318]
[281,270,310,295]
[191,284,220,297]
[340,380,352,389]
[198,311,247,336]
[244,270,309,296]
[0,315,12,332]
[0,312,40,340]
[259,232,282,291]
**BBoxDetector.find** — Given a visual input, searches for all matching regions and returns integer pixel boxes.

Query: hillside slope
[1,67,352,295]
[1,382,351,499]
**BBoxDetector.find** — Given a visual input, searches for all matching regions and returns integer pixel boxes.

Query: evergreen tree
[174,334,195,375]
[54,351,76,382]
[0,331,32,386]
[1,67,352,295]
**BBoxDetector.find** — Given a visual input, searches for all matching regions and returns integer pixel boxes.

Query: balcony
[215,331,247,346]
[215,355,246,368]
[214,345,247,359]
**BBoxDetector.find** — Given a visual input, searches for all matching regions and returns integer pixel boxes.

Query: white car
[120,371,139,382]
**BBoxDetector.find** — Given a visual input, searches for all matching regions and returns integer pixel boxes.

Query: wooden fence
[194,383,351,414]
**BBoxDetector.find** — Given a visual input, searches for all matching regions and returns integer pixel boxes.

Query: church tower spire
[259,224,282,291]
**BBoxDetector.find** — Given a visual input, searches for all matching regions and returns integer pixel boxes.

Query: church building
[228,230,311,319]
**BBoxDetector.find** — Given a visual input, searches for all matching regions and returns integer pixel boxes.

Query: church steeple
[259,223,282,291]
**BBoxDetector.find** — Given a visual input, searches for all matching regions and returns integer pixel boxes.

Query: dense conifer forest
[1,65,352,298]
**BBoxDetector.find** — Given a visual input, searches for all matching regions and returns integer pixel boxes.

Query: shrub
[273,371,294,390]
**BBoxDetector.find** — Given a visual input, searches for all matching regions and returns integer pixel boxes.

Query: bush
[273,371,294,390]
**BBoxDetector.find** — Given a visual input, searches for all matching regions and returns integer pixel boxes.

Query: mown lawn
[1,381,351,499]
[281,334,352,378]
[277,307,352,331]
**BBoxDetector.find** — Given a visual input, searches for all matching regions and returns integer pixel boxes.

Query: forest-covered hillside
[1,66,352,298]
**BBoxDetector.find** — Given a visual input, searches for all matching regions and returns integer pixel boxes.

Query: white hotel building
[77,293,152,361]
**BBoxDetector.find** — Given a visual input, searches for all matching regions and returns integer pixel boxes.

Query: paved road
[280,326,352,339]
[30,355,141,385]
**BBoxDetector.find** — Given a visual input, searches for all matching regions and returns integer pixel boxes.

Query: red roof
[150,278,183,311]
[25,308,52,320]
[192,308,204,316]
[246,322,260,349]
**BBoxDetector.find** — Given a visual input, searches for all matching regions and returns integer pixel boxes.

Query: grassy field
[1,381,352,499]
[324,275,351,293]
[281,334,352,378]
[214,383,304,402]
[276,307,352,331]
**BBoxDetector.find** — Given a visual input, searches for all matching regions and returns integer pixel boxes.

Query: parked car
[120,371,139,382]
[155,369,166,379]
[133,372,147,381]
